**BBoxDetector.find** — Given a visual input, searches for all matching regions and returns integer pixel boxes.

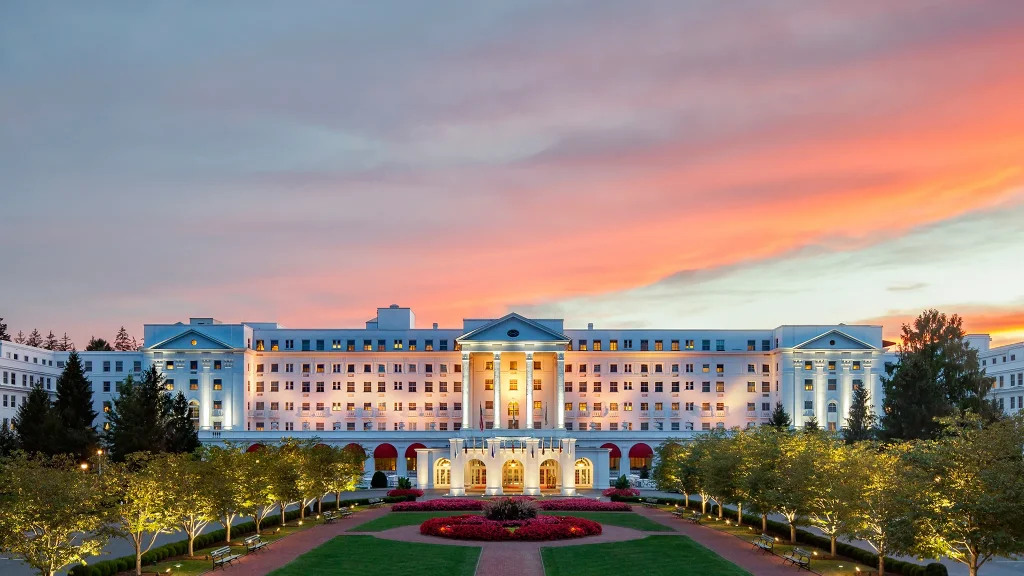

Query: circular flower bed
[421,514,602,541]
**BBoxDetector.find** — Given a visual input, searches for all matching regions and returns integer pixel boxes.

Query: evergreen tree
[43,330,59,350]
[0,317,9,341]
[843,385,877,443]
[85,337,113,351]
[14,385,60,455]
[103,365,198,460]
[57,332,75,352]
[164,391,201,454]
[114,326,134,351]
[14,330,26,344]
[881,309,994,440]
[768,401,792,429]
[53,351,100,461]
[25,328,43,348]
[804,415,820,432]
[0,423,18,456]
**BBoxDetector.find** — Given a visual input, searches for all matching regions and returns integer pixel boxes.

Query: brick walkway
[632,507,803,576]
[216,506,392,575]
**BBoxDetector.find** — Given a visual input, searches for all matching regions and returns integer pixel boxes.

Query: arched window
[574,458,593,488]
[188,400,200,430]
[827,402,838,413]
[507,400,519,417]
[434,458,451,488]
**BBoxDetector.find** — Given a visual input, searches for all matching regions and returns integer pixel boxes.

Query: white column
[485,439,503,495]
[524,438,541,495]
[840,363,851,429]
[556,352,566,429]
[560,438,577,496]
[461,352,471,429]
[396,444,408,479]
[492,352,502,429]
[449,438,466,496]
[416,450,430,488]
[525,351,534,429]
[816,363,826,426]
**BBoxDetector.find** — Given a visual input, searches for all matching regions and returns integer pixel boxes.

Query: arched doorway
[246,443,265,453]
[406,443,426,473]
[540,459,559,491]
[466,459,487,489]
[374,443,398,471]
[574,458,593,488]
[628,443,653,472]
[502,460,524,490]
[434,458,451,488]
[188,400,200,430]
[507,400,520,429]
[602,443,621,477]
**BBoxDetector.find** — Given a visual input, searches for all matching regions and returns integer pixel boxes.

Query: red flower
[538,498,632,511]
[386,488,425,498]
[420,515,602,541]
[602,488,641,498]
[393,498,484,512]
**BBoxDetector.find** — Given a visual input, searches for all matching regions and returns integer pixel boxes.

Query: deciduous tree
[737,426,785,532]
[910,414,1024,576]
[776,432,816,543]
[325,444,367,510]
[806,433,863,556]
[163,453,215,557]
[881,310,994,440]
[237,447,274,533]
[698,429,744,521]
[267,442,302,528]
[202,444,246,542]
[84,337,112,352]
[0,453,110,576]
[105,453,176,576]
[849,443,919,576]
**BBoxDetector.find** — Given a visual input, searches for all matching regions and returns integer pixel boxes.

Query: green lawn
[353,510,671,532]
[542,535,751,576]
[269,535,479,576]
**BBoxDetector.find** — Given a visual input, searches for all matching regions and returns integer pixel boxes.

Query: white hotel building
[2,305,900,494]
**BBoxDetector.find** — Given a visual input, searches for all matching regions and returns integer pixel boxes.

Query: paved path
[632,507,804,576]
[216,506,392,575]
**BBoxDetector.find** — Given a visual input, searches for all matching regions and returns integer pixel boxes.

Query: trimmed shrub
[925,563,949,576]
[386,488,424,498]
[371,471,388,488]
[483,497,538,521]
[602,487,640,498]
[614,474,631,490]
[538,498,632,512]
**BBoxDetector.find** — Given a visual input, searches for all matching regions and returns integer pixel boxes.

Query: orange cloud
[857,307,1024,349]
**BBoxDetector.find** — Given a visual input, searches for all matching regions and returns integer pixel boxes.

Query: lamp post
[96,449,104,475]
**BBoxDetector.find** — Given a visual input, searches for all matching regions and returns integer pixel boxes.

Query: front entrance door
[502,461,524,490]
[539,460,559,490]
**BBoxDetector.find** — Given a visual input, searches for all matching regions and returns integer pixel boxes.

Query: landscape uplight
[80,463,88,470]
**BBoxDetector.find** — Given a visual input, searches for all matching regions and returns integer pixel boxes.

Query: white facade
[0,341,63,430]
[3,305,902,490]
[974,336,1024,415]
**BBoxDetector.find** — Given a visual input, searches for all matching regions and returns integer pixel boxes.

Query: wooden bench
[211,546,241,570]
[751,534,774,554]
[244,535,269,554]
[781,547,811,570]
[685,511,702,524]
[367,498,384,508]
[642,498,659,508]
[323,509,353,524]
[670,507,686,517]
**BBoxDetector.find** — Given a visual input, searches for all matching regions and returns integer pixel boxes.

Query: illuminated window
[509,379,518,391]
[485,379,494,390]
[804,379,814,391]
[609,340,618,351]
[716,381,725,393]
[654,340,663,351]
[671,340,680,351]
[255,340,264,351]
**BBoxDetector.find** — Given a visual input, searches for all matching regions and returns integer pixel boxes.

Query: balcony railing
[299,410,311,417]
[249,410,265,418]
[607,410,619,418]
[639,411,651,418]
[211,409,224,417]
[714,409,728,418]
[438,410,449,417]
[653,410,665,418]
[669,410,680,418]
[374,410,387,418]
[313,410,328,418]
[406,410,418,417]
[346,410,358,419]
[746,410,758,418]
[578,410,590,418]
[452,410,463,418]
[700,410,713,418]
[268,410,280,419]
[564,411,576,419]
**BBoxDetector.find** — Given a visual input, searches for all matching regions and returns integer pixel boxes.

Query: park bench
[367,497,385,508]
[244,534,269,554]
[751,534,774,554]
[670,507,686,517]
[781,547,811,570]
[323,509,353,524]
[642,498,659,508]
[210,546,241,570]
[685,511,702,524]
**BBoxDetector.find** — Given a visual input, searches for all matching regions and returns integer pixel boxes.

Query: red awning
[373,443,398,459]
[246,443,264,453]
[406,443,427,458]
[628,443,653,458]
[601,443,621,458]
[343,443,365,456]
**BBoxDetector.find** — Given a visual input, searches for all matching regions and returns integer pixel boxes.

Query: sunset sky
[2,1,1023,348]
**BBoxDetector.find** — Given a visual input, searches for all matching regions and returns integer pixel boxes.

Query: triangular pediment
[148,329,234,351]
[458,313,569,343]
[794,330,875,351]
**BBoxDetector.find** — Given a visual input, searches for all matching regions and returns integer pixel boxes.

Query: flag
[544,403,548,426]
[479,402,484,431]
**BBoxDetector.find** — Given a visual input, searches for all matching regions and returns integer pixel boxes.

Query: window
[425,381,434,393]
[302,382,311,393]
[103,361,111,373]
[804,400,813,410]
[578,340,587,351]
[685,381,694,390]
[852,361,861,370]
[609,382,618,393]
[747,381,756,393]
[316,381,325,393]
[702,364,710,373]
[654,382,663,393]
[747,339,756,351]
[827,379,837,391]
[640,340,649,351]
[716,339,725,351]
[716,381,725,393]
[377,339,386,351]
[828,402,838,413]
[804,379,814,391]
[363,382,372,393]
[805,361,813,370]
[486,361,494,371]
[702,382,711,393]
[534,379,542,391]
[716,364,724,374]
[623,381,632,391]
[564,382,573,392]
[103,381,111,392]
[485,379,494,390]
[301,339,310,351]
[654,340,663,351]
[671,381,680,392]
[409,381,418,392]
[609,340,618,351]
[762,381,770,393]
[378,381,386,393]
[256,381,265,393]
[190,379,199,390]
[828,361,836,371]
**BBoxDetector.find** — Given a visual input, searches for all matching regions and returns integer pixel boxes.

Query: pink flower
[393,498,484,512]
[538,498,632,511]
[420,515,602,541]
[602,488,641,498]
[386,488,425,498]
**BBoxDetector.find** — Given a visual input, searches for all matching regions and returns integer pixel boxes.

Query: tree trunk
[717,501,723,519]
[789,522,796,544]
[135,552,142,576]
[225,518,232,542]
[281,503,287,528]
[878,554,885,576]
[830,535,836,557]
[318,498,322,513]
[762,514,767,532]
[188,534,195,557]
[336,491,341,510]
[253,514,261,534]
[737,503,742,526]
[300,502,306,520]
[683,492,689,509]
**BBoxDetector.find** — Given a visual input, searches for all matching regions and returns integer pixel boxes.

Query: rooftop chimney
[587,323,594,330]
[433,323,438,329]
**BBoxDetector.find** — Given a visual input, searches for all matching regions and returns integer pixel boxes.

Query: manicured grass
[352,510,477,532]
[142,522,316,576]
[539,511,672,532]
[353,510,671,533]
[542,535,751,576]
[269,535,479,576]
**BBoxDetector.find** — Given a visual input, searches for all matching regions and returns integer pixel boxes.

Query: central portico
[456,313,571,431]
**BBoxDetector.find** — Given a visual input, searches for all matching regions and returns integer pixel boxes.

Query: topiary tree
[397,476,412,489]
[614,474,631,490]
[370,470,388,488]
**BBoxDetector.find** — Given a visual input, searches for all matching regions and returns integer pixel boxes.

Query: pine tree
[57,332,75,352]
[804,415,820,432]
[113,326,134,351]
[85,337,113,351]
[164,392,200,454]
[53,351,99,461]
[25,328,43,348]
[768,402,792,429]
[0,424,18,456]
[43,330,59,350]
[843,385,877,443]
[14,330,26,344]
[0,317,10,341]
[14,385,60,455]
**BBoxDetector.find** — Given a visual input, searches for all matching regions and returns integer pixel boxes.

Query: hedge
[608,495,947,576]
[68,495,415,576]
